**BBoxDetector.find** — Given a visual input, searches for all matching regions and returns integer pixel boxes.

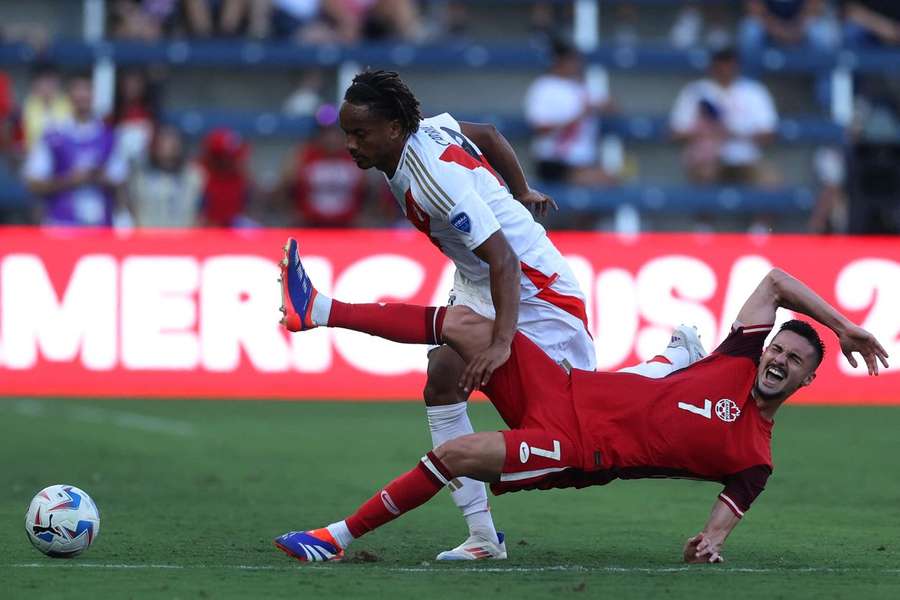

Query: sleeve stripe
[742,326,773,334]
[718,493,745,518]
[408,149,454,211]
[406,160,450,216]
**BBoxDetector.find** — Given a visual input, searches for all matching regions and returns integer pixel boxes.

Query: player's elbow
[469,123,500,149]
[481,234,519,277]
[502,244,519,273]
[765,267,790,299]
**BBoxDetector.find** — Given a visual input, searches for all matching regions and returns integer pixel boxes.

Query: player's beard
[752,382,784,402]
[753,375,798,404]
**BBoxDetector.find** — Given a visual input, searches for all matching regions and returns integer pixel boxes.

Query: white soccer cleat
[669,324,707,365]
[435,532,507,561]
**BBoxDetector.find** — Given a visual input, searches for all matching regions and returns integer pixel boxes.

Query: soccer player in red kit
[275,252,888,563]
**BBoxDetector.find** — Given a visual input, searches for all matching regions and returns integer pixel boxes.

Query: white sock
[618,346,690,378]
[311,293,332,326]
[326,520,354,549]
[426,403,499,545]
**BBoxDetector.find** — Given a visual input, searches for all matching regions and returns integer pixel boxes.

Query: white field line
[2,398,195,436]
[4,563,900,575]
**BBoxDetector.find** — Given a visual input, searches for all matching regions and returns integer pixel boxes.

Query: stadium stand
[0,0,898,231]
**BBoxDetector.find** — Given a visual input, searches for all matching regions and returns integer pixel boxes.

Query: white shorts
[443,265,597,372]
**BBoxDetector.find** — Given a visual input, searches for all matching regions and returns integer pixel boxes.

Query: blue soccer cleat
[274,528,344,563]
[278,237,319,332]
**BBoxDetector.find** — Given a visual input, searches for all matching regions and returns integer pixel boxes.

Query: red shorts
[483,332,586,493]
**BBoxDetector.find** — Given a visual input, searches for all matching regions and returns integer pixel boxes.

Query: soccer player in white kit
[280,69,597,560]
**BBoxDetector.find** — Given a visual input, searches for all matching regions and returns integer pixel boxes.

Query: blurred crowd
[0,1,898,233]
[102,1,900,50]
[0,62,395,229]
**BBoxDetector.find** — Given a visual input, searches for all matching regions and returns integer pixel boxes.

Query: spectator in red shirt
[0,71,14,156]
[197,127,253,227]
[277,107,387,227]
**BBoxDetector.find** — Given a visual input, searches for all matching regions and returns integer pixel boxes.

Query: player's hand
[459,340,511,393]
[838,324,890,376]
[683,533,703,563]
[515,188,558,218]
[683,533,724,564]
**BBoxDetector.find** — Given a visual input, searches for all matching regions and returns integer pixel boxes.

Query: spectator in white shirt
[670,47,779,185]
[523,38,615,186]
[127,124,204,227]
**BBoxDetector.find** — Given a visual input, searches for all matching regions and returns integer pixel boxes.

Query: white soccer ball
[25,485,100,558]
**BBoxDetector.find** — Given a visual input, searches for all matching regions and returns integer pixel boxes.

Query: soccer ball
[25,485,100,558]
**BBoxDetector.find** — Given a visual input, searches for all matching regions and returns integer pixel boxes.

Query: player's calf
[274,451,456,563]
[273,440,506,563]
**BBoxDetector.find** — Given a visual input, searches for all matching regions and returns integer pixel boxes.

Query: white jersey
[387,113,557,300]
[386,113,596,370]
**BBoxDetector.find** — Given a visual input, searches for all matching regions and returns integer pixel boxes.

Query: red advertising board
[0,227,897,403]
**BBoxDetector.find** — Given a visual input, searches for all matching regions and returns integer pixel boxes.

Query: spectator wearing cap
[670,47,779,186]
[739,0,839,55]
[23,73,128,226]
[523,38,615,187]
[276,105,388,227]
[197,127,254,227]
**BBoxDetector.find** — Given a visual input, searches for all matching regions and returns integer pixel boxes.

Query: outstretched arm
[736,268,889,374]
[683,499,739,564]
[459,121,557,217]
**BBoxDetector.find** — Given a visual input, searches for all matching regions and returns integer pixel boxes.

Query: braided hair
[344,70,422,135]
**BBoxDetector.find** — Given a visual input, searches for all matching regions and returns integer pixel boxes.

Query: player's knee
[433,436,480,477]
[424,347,467,406]
[434,434,501,481]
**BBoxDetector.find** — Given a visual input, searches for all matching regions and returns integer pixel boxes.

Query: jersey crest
[715,398,741,423]
[451,212,471,233]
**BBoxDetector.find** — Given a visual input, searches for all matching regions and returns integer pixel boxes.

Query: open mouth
[763,364,786,384]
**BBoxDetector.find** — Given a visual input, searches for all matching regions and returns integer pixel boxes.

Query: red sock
[328,301,446,345]
[345,451,453,538]
[648,355,672,364]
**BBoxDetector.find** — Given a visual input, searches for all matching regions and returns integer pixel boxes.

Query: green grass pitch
[1,398,898,599]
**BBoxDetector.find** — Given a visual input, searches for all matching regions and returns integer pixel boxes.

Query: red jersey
[200,165,248,227]
[294,145,365,227]
[570,324,774,515]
